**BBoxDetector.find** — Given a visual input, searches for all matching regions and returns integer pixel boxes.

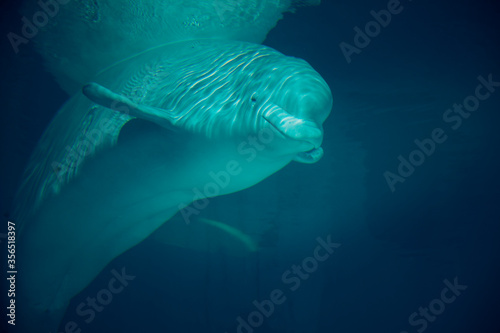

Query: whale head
[247,56,333,164]
[81,40,333,195]
[143,40,334,165]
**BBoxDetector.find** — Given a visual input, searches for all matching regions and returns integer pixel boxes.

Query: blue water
[1,1,500,332]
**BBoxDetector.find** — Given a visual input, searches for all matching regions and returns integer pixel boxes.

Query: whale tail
[20,0,321,94]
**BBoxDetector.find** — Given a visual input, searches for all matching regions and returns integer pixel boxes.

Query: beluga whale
[12,1,332,331]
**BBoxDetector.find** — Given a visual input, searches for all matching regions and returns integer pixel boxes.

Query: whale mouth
[294,147,324,164]
[261,104,324,163]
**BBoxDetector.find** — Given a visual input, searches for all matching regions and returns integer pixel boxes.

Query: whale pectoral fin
[198,218,258,253]
[152,217,258,256]
[263,104,322,145]
[82,82,178,130]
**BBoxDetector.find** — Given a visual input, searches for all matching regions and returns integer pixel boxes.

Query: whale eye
[250,93,258,103]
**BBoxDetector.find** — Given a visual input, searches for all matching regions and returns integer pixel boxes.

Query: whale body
[14,38,332,331]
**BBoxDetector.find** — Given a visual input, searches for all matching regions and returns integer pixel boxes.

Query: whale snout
[300,122,323,149]
[291,121,323,151]
[292,121,324,164]
[262,105,325,163]
[262,105,322,144]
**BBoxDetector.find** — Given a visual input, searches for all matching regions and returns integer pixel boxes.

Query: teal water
[1,1,499,332]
